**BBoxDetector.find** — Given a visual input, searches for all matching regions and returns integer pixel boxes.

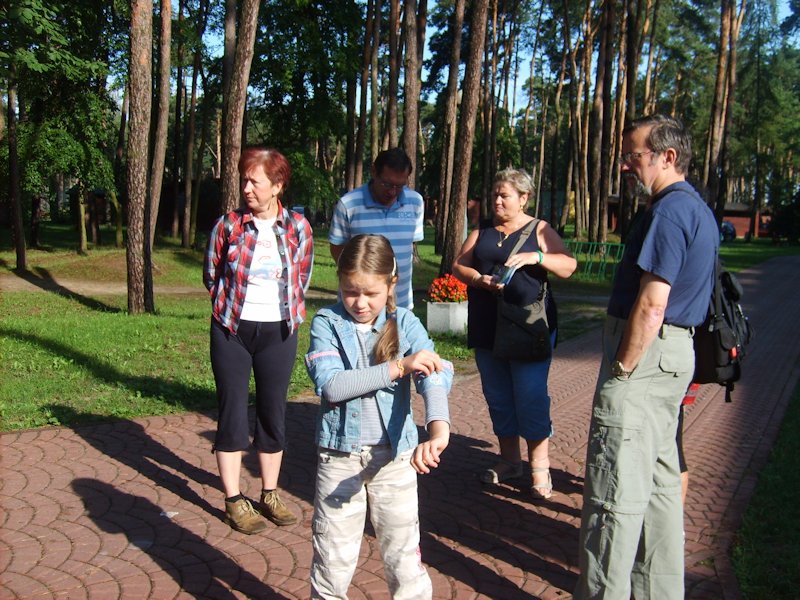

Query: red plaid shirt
[203,205,313,334]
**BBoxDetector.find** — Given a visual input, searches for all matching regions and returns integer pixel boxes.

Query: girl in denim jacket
[305,234,452,600]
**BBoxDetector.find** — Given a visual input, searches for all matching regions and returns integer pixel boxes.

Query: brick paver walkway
[2,256,798,599]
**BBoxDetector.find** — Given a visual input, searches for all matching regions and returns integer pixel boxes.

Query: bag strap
[501,218,548,300]
[506,219,539,259]
[710,254,723,319]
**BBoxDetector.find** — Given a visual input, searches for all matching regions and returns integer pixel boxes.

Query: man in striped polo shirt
[329,148,425,309]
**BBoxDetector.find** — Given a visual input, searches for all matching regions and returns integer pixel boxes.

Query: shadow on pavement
[73,478,290,599]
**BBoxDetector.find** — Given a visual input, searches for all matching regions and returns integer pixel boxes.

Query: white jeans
[310,445,432,600]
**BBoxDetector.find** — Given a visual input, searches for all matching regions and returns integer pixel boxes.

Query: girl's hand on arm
[411,421,450,474]
[403,349,444,377]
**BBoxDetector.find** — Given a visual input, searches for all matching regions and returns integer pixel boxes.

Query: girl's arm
[398,309,453,474]
[412,420,450,474]
[320,349,444,403]
[305,313,407,404]
[319,364,393,403]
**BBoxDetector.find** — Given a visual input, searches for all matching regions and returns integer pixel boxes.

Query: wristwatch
[611,360,632,379]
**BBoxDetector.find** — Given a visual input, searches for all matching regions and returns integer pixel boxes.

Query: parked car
[720,220,736,242]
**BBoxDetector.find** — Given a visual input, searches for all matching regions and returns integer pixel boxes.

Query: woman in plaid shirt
[204,147,313,535]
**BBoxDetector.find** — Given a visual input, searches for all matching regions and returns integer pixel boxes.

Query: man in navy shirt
[574,115,718,600]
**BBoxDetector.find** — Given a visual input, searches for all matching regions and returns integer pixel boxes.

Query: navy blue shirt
[607,181,718,327]
[467,220,557,349]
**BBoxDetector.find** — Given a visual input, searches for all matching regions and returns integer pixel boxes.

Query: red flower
[427,273,468,303]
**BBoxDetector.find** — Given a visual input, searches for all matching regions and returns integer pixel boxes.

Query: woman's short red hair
[238,147,291,198]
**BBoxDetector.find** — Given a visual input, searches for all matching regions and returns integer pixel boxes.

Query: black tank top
[466,220,556,349]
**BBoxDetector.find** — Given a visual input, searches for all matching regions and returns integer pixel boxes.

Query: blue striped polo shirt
[329,183,425,309]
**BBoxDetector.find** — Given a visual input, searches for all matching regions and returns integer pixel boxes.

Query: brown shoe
[224,497,268,534]
[258,490,298,526]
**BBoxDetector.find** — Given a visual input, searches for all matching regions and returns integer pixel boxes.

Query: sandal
[531,458,553,499]
[480,460,524,484]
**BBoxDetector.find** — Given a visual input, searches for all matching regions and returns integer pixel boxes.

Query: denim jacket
[305,303,453,457]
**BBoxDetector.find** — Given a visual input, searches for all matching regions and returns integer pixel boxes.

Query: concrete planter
[426,301,468,335]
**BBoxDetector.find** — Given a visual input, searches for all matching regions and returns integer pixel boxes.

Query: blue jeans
[474,331,556,441]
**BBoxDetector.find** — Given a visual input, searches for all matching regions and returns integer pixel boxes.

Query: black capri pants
[210,318,298,453]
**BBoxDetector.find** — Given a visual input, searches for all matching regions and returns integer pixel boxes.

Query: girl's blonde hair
[337,234,400,363]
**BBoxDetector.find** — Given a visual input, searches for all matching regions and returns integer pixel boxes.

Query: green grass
[716,237,800,272]
[2,222,795,431]
[0,222,604,430]
[732,384,800,599]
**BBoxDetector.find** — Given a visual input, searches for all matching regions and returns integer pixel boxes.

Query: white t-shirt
[240,217,285,322]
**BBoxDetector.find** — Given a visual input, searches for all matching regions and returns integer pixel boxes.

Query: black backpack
[693,258,753,402]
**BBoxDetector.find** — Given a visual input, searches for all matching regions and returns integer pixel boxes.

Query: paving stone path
[1,256,798,599]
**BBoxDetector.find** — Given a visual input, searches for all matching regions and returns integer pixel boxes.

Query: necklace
[497,230,510,247]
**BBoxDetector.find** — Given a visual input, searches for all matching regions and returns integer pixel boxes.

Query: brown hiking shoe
[224,497,268,535]
[258,490,298,526]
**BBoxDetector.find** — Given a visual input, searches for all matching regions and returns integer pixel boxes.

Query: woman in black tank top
[452,168,577,499]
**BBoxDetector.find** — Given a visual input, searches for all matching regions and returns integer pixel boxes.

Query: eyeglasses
[620,150,655,164]
[375,179,406,191]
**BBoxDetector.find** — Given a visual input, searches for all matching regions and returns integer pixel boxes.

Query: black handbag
[492,220,552,362]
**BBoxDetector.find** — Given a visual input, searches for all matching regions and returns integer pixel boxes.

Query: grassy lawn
[1,224,796,432]
[0,223,606,430]
[732,384,800,599]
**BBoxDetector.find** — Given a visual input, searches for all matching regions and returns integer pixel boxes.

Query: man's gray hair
[623,114,692,175]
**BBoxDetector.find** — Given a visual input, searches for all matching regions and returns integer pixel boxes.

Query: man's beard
[624,174,652,199]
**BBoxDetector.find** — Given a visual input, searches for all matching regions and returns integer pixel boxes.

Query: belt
[659,323,694,338]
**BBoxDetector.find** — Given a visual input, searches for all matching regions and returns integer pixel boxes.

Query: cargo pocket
[585,411,649,512]
[658,337,695,376]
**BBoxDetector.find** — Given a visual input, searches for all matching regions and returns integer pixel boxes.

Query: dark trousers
[210,318,298,453]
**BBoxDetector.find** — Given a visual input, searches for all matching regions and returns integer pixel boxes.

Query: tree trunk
[113,82,128,248]
[78,188,89,254]
[620,0,644,241]
[108,190,124,249]
[148,0,171,249]
[588,3,606,243]
[441,0,489,276]
[127,0,153,314]
[642,0,660,113]
[183,50,199,247]
[480,0,497,206]
[716,0,746,221]
[182,0,209,247]
[355,0,375,186]
[170,0,185,239]
[599,0,616,243]
[191,67,212,249]
[521,4,543,170]
[612,7,628,202]
[386,0,401,148]
[402,0,420,187]
[345,72,357,191]
[704,0,733,206]
[7,72,26,271]
[220,0,261,214]
[435,0,466,254]
[370,0,382,161]
[221,0,236,161]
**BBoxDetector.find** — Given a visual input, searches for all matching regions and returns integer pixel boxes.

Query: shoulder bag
[492,219,551,362]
